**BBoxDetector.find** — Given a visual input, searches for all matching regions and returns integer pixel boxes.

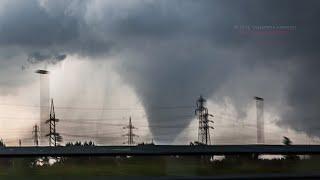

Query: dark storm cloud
[112,0,320,140]
[27,52,66,64]
[0,0,114,58]
[1,0,320,141]
[0,0,79,47]
[278,60,320,137]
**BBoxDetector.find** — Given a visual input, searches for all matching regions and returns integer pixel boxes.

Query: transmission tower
[32,124,39,146]
[123,117,138,145]
[195,95,214,145]
[46,99,62,146]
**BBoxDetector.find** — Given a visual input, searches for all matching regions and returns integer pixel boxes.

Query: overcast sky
[0,0,320,145]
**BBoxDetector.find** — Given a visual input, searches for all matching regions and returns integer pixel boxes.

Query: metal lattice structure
[32,124,39,146]
[35,69,50,146]
[254,96,264,144]
[123,117,138,145]
[195,96,214,145]
[46,99,62,146]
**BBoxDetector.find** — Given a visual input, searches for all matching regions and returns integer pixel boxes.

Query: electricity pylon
[195,95,214,145]
[123,117,138,145]
[32,124,39,146]
[46,99,62,146]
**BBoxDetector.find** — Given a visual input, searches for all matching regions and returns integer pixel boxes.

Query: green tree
[0,139,6,147]
[282,136,292,146]
[282,136,299,160]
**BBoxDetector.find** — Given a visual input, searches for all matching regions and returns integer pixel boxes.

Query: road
[0,145,319,157]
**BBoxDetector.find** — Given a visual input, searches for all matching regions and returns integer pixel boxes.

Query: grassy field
[0,156,320,178]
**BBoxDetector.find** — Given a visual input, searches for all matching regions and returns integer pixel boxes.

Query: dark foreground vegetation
[0,138,316,179]
[0,155,320,179]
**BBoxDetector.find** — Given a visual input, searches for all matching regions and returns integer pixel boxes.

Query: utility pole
[46,99,62,146]
[32,124,39,146]
[195,95,214,145]
[19,139,21,147]
[123,117,138,145]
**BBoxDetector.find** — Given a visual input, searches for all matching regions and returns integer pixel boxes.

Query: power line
[123,117,138,145]
[61,133,118,139]
[0,103,194,111]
